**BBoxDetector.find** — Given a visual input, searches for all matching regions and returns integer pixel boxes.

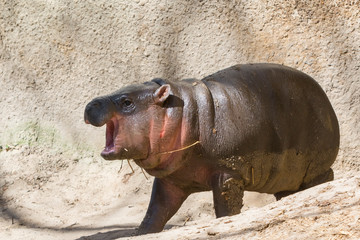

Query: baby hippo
[84,63,339,234]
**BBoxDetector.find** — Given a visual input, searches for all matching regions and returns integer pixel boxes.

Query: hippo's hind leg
[211,173,245,218]
[274,190,298,201]
[274,168,334,201]
[300,167,334,190]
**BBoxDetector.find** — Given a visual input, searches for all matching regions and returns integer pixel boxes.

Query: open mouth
[101,117,119,157]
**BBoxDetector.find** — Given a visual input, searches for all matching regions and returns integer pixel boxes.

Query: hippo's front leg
[211,173,245,218]
[137,178,189,235]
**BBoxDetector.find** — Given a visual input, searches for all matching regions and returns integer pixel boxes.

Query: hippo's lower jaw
[101,149,118,160]
[101,117,119,160]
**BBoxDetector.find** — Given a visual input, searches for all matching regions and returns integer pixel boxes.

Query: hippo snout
[84,97,114,127]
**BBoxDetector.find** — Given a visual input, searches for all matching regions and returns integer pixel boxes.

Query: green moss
[0,121,94,156]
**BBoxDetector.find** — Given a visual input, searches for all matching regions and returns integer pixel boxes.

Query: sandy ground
[0,145,359,240]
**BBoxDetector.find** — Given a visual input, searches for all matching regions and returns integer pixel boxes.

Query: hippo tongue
[103,117,118,154]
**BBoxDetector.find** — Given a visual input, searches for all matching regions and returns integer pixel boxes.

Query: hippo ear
[153,84,171,104]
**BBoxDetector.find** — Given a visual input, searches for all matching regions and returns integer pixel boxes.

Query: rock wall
[0,0,359,169]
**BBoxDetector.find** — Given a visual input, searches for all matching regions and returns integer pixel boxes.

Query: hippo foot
[212,173,245,218]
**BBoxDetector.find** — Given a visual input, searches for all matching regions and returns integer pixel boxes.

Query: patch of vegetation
[0,121,95,156]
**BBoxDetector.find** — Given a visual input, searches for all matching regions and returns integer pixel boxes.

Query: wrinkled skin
[84,64,339,234]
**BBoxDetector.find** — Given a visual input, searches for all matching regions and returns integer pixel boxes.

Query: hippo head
[84,79,186,173]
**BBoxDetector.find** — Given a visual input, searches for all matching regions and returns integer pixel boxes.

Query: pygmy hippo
[84,63,339,234]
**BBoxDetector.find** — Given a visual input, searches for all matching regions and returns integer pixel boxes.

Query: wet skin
[84,63,340,234]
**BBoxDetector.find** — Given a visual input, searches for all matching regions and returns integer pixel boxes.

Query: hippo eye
[121,98,135,112]
[112,96,135,113]
[123,100,132,107]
